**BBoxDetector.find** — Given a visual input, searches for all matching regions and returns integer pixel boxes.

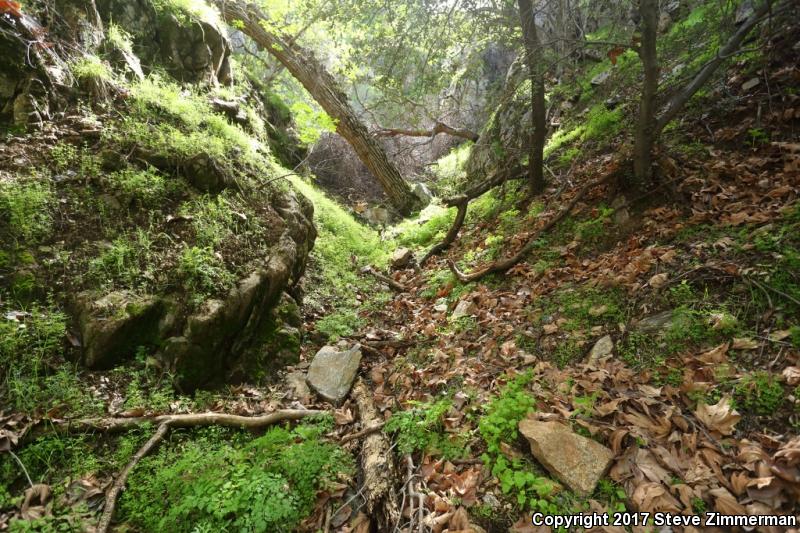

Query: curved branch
[448,173,613,283]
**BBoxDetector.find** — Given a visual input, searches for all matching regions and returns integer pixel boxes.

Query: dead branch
[50,409,326,434]
[375,121,479,142]
[352,379,400,530]
[97,422,171,533]
[340,422,385,444]
[361,266,409,292]
[448,173,613,283]
[420,165,525,265]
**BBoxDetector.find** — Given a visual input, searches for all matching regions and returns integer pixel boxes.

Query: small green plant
[385,399,467,459]
[108,166,173,207]
[120,418,352,532]
[0,177,54,244]
[71,54,113,81]
[790,326,800,349]
[734,372,784,416]
[746,128,769,148]
[691,496,707,513]
[178,245,234,296]
[594,479,627,513]
[478,373,557,512]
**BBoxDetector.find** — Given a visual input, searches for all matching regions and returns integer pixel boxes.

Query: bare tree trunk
[211,0,419,214]
[374,121,479,141]
[518,0,547,194]
[633,0,659,185]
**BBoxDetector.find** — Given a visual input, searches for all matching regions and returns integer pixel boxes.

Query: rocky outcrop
[95,0,231,84]
[78,190,316,390]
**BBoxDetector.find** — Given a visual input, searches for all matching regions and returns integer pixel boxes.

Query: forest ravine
[1,0,799,532]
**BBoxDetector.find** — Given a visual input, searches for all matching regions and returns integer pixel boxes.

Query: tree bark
[633,0,659,184]
[517,0,547,194]
[211,0,419,214]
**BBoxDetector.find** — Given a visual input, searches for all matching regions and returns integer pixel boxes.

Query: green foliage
[0,177,54,244]
[734,372,785,416]
[107,166,174,207]
[178,246,235,296]
[89,230,154,289]
[594,479,627,513]
[120,419,353,532]
[288,101,337,145]
[385,399,466,459]
[581,104,623,142]
[395,203,455,248]
[150,0,222,27]
[0,299,98,414]
[574,206,614,245]
[289,176,388,340]
[478,373,556,513]
[70,54,112,81]
[106,23,134,55]
[430,142,473,197]
[479,373,535,457]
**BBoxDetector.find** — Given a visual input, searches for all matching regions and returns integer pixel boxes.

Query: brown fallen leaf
[694,396,741,436]
[781,366,800,386]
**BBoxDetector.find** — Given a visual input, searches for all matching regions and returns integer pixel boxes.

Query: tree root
[448,173,613,283]
[352,379,400,530]
[97,422,170,533]
[36,409,326,436]
[420,165,524,265]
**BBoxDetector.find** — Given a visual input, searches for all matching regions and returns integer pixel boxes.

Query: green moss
[582,104,623,142]
[150,0,222,27]
[734,372,785,416]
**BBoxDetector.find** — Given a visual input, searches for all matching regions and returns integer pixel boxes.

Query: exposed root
[97,422,170,533]
[448,173,613,283]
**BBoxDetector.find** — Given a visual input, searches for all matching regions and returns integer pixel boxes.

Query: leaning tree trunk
[212,0,419,214]
[518,0,546,194]
[633,0,659,185]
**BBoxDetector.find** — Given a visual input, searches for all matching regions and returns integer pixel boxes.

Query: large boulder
[78,189,316,390]
[519,418,614,495]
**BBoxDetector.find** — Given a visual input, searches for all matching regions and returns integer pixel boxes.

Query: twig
[97,422,171,533]
[747,277,800,307]
[361,266,409,292]
[340,422,385,444]
[8,451,34,489]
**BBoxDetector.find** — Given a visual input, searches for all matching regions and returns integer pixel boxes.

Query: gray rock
[307,345,362,404]
[519,418,614,495]
[591,71,610,86]
[391,247,413,269]
[363,206,391,226]
[634,310,675,334]
[451,299,477,320]
[412,182,434,205]
[741,77,760,92]
[286,370,311,402]
[588,335,614,363]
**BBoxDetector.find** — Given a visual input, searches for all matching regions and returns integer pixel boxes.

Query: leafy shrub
[70,55,112,81]
[120,419,352,532]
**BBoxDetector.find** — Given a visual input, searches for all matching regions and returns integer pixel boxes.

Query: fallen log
[352,379,400,530]
[375,121,479,142]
